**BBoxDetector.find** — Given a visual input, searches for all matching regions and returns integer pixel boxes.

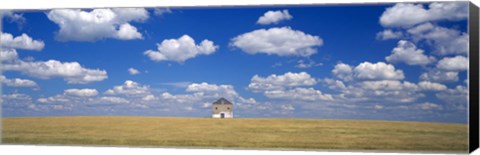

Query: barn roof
[213,98,233,105]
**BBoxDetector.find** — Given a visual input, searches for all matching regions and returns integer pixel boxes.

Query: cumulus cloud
[332,63,354,81]
[0,10,26,25]
[37,95,71,104]
[247,72,334,102]
[358,80,418,91]
[142,94,158,101]
[415,102,442,110]
[420,70,459,82]
[385,40,435,65]
[332,62,406,81]
[154,8,172,16]
[186,82,238,99]
[353,62,404,81]
[407,23,468,55]
[4,59,108,84]
[323,78,347,90]
[115,23,143,40]
[418,81,447,91]
[105,80,151,96]
[47,8,148,41]
[248,72,317,91]
[64,88,99,97]
[436,56,468,71]
[128,67,140,75]
[0,32,45,51]
[144,35,218,63]
[0,75,38,88]
[325,63,435,103]
[379,2,468,28]
[230,27,323,57]
[1,49,108,84]
[0,48,20,62]
[99,96,130,104]
[257,10,293,25]
[436,85,467,110]
[264,87,333,101]
[295,59,323,69]
[2,93,36,110]
[331,80,424,103]
[376,29,403,40]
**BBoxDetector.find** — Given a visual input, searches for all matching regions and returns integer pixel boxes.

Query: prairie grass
[1,116,468,152]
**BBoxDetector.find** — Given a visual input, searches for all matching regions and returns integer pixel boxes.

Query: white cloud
[144,35,218,63]
[295,59,322,69]
[186,82,238,99]
[115,23,143,40]
[154,8,172,16]
[37,95,71,104]
[161,82,192,88]
[2,49,107,84]
[407,23,468,55]
[2,93,36,110]
[160,92,201,104]
[0,10,26,25]
[64,88,99,97]
[323,78,347,90]
[418,81,447,91]
[353,62,404,81]
[335,80,423,103]
[248,72,317,91]
[359,80,418,91]
[105,80,151,96]
[230,27,323,57]
[47,8,148,41]
[332,63,353,81]
[374,105,384,110]
[256,10,293,25]
[142,94,158,101]
[264,87,333,101]
[247,72,335,102]
[420,70,459,82]
[436,85,467,110]
[326,62,428,103]
[0,48,19,62]
[436,56,468,71]
[0,75,38,88]
[238,97,257,104]
[0,32,45,51]
[415,102,442,110]
[99,96,130,104]
[379,2,468,28]
[4,59,108,84]
[128,67,140,75]
[280,104,295,111]
[385,40,435,65]
[376,29,403,40]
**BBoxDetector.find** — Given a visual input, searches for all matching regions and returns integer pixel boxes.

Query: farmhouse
[212,98,233,118]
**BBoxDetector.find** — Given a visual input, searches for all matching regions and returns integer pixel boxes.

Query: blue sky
[1,2,470,123]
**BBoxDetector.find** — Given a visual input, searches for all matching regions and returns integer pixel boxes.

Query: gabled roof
[212,97,233,105]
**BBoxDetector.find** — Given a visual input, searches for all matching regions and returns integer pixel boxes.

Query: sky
[0,2,470,123]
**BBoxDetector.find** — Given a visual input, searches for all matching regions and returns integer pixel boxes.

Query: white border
[0,0,478,155]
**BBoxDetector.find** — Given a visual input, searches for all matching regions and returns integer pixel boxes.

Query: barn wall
[212,112,233,118]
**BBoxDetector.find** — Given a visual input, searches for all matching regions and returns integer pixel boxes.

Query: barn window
[215,107,218,110]
[227,107,230,110]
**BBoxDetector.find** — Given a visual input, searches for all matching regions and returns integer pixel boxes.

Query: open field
[1,117,468,152]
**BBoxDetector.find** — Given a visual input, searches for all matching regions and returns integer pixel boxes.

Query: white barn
[212,98,233,118]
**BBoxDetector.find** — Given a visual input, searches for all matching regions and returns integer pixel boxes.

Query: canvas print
[0,1,471,153]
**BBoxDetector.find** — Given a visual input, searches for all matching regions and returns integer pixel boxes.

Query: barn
[212,98,233,118]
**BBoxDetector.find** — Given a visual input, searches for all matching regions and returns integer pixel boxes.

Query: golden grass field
[1,116,468,152]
